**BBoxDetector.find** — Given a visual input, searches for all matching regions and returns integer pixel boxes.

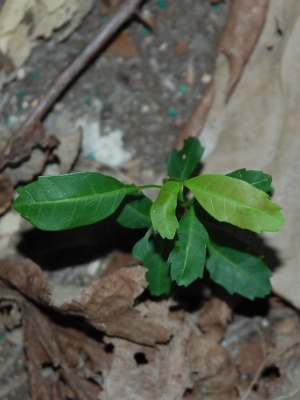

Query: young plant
[13,138,285,300]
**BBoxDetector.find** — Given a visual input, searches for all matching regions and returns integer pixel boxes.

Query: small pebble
[141,104,150,113]
[100,15,109,23]
[201,74,212,84]
[179,84,188,94]
[157,0,167,9]
[159,42,168,52]
[21,100,29,109]
[54,102,64,111]
[141,27,151,36]
[17,68,26,80]
[103,126,111,134]
[17,90,27,99]
[168,107,177,117]
[31,99,38,108]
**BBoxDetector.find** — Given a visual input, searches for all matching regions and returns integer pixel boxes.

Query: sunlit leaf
[207,240,272,299]
[226,168,272,192]
[150,181,181,239]
[167,137,204,181]
[133,231,172,295]
[185,174,285,233]
[112,193,152,229]
[169,207,209,286]
[13,172,138,231]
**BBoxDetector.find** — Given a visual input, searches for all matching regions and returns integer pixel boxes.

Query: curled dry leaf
[0,258,170,344]
[175,0,269,147]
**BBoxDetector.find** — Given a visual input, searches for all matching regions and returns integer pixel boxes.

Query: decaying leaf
[0,0,95,88]
[0,258,240,399]
[0,259,170,345]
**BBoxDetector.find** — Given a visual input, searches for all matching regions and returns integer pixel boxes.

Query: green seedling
[13,138,285,300]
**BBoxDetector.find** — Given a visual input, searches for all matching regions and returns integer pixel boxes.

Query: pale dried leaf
[196,0,300,308]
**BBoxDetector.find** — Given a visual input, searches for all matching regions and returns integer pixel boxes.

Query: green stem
[139,184,162,190]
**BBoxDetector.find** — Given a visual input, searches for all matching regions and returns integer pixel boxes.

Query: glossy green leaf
[207,240,272,299]
[167,137,204,181]
[169,207,209,286]
[133,231,172,295]
[185,174,285,233]
[13,172,138,231]
[226,169,272,193]
[150,181,181,239]
[112,193,152,229]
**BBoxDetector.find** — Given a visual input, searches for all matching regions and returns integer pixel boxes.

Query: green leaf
[207,240,272,299]
[185,174,285,233]
[150,181,181,239]
[13,172,138,231]
[133,231,172,295]
[132,229,153,260]
[112,193,152,229]
[169,207,209,286]
[167,137,204,181]
[226,169,272,193]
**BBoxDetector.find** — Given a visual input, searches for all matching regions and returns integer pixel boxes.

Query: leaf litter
[1,0,300,399]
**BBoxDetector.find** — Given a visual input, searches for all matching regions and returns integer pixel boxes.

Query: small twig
[0,0,144,170]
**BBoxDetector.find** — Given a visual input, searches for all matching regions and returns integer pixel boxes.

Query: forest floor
[1,1,300,399]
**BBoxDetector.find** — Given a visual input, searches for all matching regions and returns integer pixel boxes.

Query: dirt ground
[1,1,300,399]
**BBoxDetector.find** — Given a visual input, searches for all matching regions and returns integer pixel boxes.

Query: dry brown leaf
[198,297,232,342]
[0,122,60,170]
[106,30,140,58]
[5,148,49,186]
[176,0,269,147]
[0,173,13,215]
[186,333,239,400]
[0,258,170,344]
[23,302,109,400]
[103,302,191,400]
